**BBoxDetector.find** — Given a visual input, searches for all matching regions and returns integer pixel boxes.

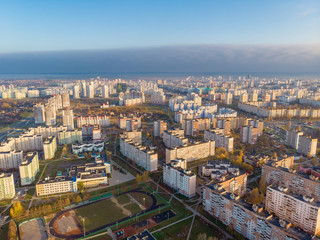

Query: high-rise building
[19,152,39,186]
[81,81,87,97]
[225,92,233,105]
[250,92,258,102]
[240,120,263,144]
[153,120,167,137]
[87,83,95,98]
[0,173,15,200]
[33,103,45,124]
[73,84,80,99]
[62,108,74,130]
[102,84,109,98]
[163,159,196,198]
[286,129,318,157]
[266,186,320,235]
[62,92,70,108]
[43,136,57,160]
[45,104,56,126]
[240,93,248,103]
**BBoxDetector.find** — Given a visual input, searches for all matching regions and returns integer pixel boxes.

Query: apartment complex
[240,120,264,144]
[285,129,318,156]
[62,108,74,130]
[33,103,45,124]
[165,140,215,163]
[162,129,187,148]
[182,118,211,136]
[120,134,158,172]
[0,173,15,200]
[203,187,311,240]
[204,129,234,152]
[19,152,39,186]
[0,150,23,169]
[163,159,196,198]
[58,129,82,144]
[118,116,141,129]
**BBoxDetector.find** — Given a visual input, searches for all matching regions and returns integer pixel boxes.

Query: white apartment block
[73,84,80,99]
[118,117,141,129]
[266,186,320,235]
[19,152,39,186]
[62,92,70,108]
[0,150,23,169]
[77,115,110,128]
[163,159,196,198]
[120,136,158,172]
[285,130,304,150]
[225,92,233,105]
[62,108,74,130]
[36,177,77,196]
[204,130,234,152]
[43,136,57,160]
[0,173,15,200]
[102,84,109,98]
[45,103,56,126]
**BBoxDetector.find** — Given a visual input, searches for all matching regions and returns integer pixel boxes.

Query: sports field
[74,192,152,232]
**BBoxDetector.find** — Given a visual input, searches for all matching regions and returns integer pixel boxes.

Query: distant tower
[62,107,74,130]
[87,83,95,98]
[81,81,87,98]
[73,85,80,99]
[45,104,56,126]
[62,93,70,108]
[33,103,45,124]
[102,85,109,98]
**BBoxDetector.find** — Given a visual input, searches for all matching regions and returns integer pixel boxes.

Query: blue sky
[0,0,319,53]
[0,0,319,73]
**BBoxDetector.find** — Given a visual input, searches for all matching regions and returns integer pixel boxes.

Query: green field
[75,193,147,232]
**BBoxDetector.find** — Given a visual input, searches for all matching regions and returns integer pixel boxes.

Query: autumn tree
[259,175,267,194]
[10,201,25,219]
[76,195,82,203]
[247,187,264,204]
[136,174,142,183]
[64,197,70,206]
[7,220,17,240]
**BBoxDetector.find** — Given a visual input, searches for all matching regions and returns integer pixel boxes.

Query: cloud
[0,44,319,74]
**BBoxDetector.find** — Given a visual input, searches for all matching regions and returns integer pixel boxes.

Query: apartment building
[120,135,158,172]
[62,108,74,130]
[285,129,318,157]
[285,129,304,150]
[0,150,23,169]
[58,129,82,145]
[163,159,196,198]
[19,152,39,186]
[76,115,110,128]
[0,173,15,200]
[265,185,320,235]
[33,103,45,124]
[166,140,215,163]
[182,118,211,136]
[43,136,57,160]
[202,186,312,240]
[151,90,166,105]
[204,129,234,152]
[118,116,141,129]
[153,120,167,137]
[163,129,188,148]
[225,92,233,105]
[240,120,263,144]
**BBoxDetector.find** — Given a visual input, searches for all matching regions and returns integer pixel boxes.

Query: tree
[259,175,267,194]
[7,220,17,240]
[76,195,82,203]
[273,152,277,159]
[64,197,70,206]
[10,201,25,219]
[136,174,142,183]
[78,181,84,193]
[247,187,264,204]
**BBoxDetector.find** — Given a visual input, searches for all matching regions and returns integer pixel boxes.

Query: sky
[0,0,319,73]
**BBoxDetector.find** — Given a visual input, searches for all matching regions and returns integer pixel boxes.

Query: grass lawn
[152,217,192,240]
[129,192,153,208]
[190,216,223,239]
[116,194,130,205]
[124,203,141,215]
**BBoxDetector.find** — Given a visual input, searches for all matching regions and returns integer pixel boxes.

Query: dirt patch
[19,218,47,240]
[52,210,83,236]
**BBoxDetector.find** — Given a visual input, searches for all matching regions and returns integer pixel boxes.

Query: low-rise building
[72,141,104,154]
[36,177,77,196]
